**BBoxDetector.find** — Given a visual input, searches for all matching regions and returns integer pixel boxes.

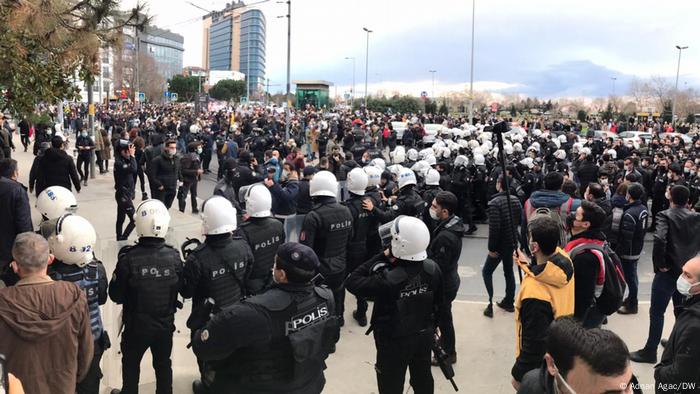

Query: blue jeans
[621,259,639,308]
[643,271,684,351]
[482,252,515,305]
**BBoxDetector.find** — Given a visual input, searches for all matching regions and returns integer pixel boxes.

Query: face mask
[684,167,691,174]
[281,170,289,179]
[196,148,203,154]
[553,363,577,394]
[677,275,700,297]
[625,166,632,172]
[81,132,87,137]
[429,207,439,220]
[168,149,176,156]
[600,178,608,186]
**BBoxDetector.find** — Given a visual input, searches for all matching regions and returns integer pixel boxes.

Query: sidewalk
[13,148,674,393]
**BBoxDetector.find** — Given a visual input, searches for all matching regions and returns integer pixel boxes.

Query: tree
[0,0,147,115]
[577,109,587,122]
[169,75,199,102]
[137,53,165,103]
[208,79,246,102]
[438,101,449,115]
[424,99,437,114]
[509,103,517,117]
[648,75,672,111]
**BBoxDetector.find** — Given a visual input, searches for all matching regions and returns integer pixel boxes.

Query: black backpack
[568,242,627,316]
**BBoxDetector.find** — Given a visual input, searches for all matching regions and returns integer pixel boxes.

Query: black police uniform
[300,196,353,325]
[389,185,426,219]
[109,237,182,394]
[191,245,337,394]
[364,186,387,255]
[178,151,202,213]
[346,253,445,394]
[75,134,94,182]
[114,153,137,240]
[420,184,442,232]
[180,233,254,388]
[344,192,372,322]
[49,259,109,394]
[650,168,669,230]
[239,216,286,294]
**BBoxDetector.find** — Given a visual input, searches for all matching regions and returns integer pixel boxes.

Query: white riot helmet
[520,157,535,169]
[46,214,96,267]
[379,216,430,261]
[572,142,583,153]
[391,147,406,164]
[388,164,404,178]
[411,160,430,178]
[425,155,437,167]
[425,169,440,186]
[364,166,382,187]
[554,149,567,161]
[201,196,237,235]
[347,168,369,195]
[189,124,201,134]
[310,170,338,198]
[606,148,617,159]
[397,168,417,189]
[370,158,386,171]
[558,135,567,143]
[468,140,480,149]
[513,142,523,152]
[419,148,434,160]
[407,149,419,161]
[532,129,543,138]
[504,144,514,155]
[473,154,486,166]
[240,183,272,218]
[36,186,78,220]
[454,155,469,168]
[580,147,592,157]
[135,199,171,238]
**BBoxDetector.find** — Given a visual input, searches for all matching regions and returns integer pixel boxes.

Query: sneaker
[617,305,638,315]
[629,348,657,364]
[142,192,148,200]
[496,300,515,313]
[483,304,493,318]
[353,310,367,327]
[465,227,478,235]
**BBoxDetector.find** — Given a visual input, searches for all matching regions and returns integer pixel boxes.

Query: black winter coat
[36,148,81,194]
[427,215,464,296]
[151,152,180,190]
[655,294,700,394]
[0,177,33,267]
[653,207,700,276]
[487,192,523,253]
[576,160,599,193]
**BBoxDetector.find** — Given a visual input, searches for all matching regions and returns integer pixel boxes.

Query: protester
[0,159,33,271]
[36,135,82,194]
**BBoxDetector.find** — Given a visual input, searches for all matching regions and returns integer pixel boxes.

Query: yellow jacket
[512,247,575,381]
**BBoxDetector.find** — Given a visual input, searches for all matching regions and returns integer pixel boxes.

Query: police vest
[49,260,104,341]
[189,238,252,311]
[393,189,426,218]
[120,243,181,322]
[343,196,371,267]
[375,259,440,339]
[306,203,353,275]
[239,217,285,294]
[223,285,336,393]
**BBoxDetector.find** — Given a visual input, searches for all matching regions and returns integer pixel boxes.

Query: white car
[618,131,652,145]
[391,121,407,139]
[660,132,693,145]
[423,124,446,144]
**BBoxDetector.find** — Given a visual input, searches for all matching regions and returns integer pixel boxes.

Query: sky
[123,0,700,99]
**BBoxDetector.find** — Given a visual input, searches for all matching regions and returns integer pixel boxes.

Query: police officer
[75,128,94,186]
[178,141,204,214]
[45,214,108,394]
[35,185,78,223]
[300,171,353,327]
[142,133,164,199]
[191,242,337,394]
[421,168,443,232]
[238,183,285,294]
[344,168,371,326]
[109,199,182,394]
[363,165,388,264]
[363,168,425,222]
[114,140,137,240]
[180,196,254,393]
[227,150,264,196]
[346,216,445,394]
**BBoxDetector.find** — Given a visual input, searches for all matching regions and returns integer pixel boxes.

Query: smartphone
[0,354,7,394]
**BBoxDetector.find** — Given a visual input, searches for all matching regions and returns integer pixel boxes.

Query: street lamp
[468,0,475,124]
[610,77,617,96]
[363,27,372,108]
[672,45,688,129]
[345,56,356,109]
[429,70,437,99]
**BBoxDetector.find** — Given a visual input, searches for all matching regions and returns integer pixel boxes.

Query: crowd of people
[0,101,698,394]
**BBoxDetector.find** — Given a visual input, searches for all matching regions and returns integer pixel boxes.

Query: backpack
[525,198,573,248]
[568,242,626,316]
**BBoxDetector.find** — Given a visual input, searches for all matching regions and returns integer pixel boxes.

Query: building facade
[202,1,266,98]
[140,26,185,82]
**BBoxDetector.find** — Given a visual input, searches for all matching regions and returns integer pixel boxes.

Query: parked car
[618,131,652,145]
[391,121,407,139]
[423,124,446,144]
[660,132,693,145]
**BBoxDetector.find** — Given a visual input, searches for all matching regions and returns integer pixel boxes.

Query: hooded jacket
[0,276,94,394]
[512,248,575,382]
[36,148,81,194]
[655,294,700,394]
[427,215,464,296]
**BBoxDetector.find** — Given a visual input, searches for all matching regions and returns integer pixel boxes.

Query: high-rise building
[202,1,266,98]
[140,26,184,81]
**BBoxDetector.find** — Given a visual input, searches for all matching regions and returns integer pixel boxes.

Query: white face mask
[553,362,577,394]
[429,207,439,220]
[600,178,608,186]
[677,275,700,297]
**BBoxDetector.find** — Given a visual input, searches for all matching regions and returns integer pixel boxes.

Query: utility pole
[363,27,372,109]
[135,27,140,108]
[246,29,251,102]
[284,0,291,141]
[672,45,688,129]
[610,76,617,96]
[345,56,356,109]
[468,0,475,124]
[429,69,437,99]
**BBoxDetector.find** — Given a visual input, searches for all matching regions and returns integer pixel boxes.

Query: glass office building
[209,16,234,70]
[239,9,266,95]
[140,27,184,81]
